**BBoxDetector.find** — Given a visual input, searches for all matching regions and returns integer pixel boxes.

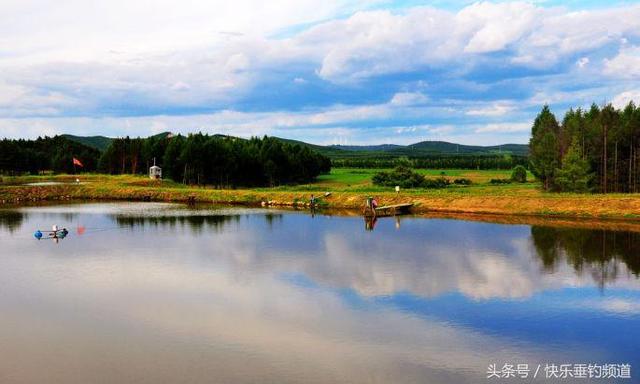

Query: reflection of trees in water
[0,211,25,233]
[264,213,283,229]
[531,226,640,287]
[115,215,242,234]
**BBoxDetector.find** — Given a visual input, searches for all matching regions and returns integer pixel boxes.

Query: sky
[1,0,640,145]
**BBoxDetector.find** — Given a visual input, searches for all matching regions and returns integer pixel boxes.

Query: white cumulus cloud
[612,90,640,109]
[466,102,515,117]
[604,46,640,78]
[474,122,530,134]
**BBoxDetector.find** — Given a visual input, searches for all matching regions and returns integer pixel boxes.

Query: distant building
[149,158,162,180]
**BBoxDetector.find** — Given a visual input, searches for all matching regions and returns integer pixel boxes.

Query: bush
[372,166,449,189]
[453,178,472,185]
[372,166,426,188]
[510,165,527,183]
[423,176,450,188]
[490,178,512,185]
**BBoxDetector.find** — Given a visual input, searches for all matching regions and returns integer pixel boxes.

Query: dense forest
[97,133,331,187]
[0,136,100,175]
[530,102,640,193]
[0,134,330,187]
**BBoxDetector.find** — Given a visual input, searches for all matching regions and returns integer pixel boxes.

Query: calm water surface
[0,203,638,383]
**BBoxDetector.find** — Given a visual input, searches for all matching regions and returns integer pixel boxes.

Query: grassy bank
[1,170,640,220]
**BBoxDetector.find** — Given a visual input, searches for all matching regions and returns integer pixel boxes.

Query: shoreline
[2,176,640,226]
[5,194,640,234]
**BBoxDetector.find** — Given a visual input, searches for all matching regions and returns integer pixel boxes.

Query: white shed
[149,158,162,180]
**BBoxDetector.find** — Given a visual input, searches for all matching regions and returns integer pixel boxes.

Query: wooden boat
[373,203,414,217]
[363,197,413,217]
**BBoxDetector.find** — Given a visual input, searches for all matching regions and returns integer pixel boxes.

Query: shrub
[423,176,450,188]
[510,165,528,183]
[372,166,449,189]
[433,177,451,188]
[453,178,472,185]
[372,166,426,188]
[490,178,512,185]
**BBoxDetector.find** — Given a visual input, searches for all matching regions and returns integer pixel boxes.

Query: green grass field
[316,168,519,185]
[250,167,539,196]
[304,168,536,192]
[0,168,533,190]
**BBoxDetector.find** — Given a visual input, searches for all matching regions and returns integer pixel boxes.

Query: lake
[0,203,638,383]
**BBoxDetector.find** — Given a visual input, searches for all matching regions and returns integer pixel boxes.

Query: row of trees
[0,136,99,175]
[530,102,640,193]
[334,155,527,169]
[98,134,331,187]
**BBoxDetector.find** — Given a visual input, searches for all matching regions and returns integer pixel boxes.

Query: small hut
[149,158,162,180]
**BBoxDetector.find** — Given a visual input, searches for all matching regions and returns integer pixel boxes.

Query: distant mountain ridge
[62,132,528,158]
[407,141,527,155]
[329,144,404,151]
[61,132,173,152]
[61,134,112,152]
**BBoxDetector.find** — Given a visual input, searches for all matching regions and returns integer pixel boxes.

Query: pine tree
[555,139,592,193]
[529,105,560,190]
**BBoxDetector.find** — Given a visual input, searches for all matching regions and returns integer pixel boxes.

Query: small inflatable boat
[34,228,69,239]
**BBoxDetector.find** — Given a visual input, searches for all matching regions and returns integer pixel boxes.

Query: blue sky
[1,1,640,145]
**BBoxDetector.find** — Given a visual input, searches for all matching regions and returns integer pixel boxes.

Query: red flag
[73,157,84,167]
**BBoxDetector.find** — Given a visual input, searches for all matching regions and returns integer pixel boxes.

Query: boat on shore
[363,197,414,217]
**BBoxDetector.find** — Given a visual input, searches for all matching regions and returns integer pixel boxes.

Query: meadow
[258,168,539,196]
[315,168,527,187]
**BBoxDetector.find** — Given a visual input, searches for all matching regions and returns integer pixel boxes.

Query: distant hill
[149,132,173,140]
[62,132,174,152]
[272,137,351,157]
[62,134,112,152]
[406,141,528,156]
[329,144,404,152]
[63,132,528,158]
[273,139,527,158]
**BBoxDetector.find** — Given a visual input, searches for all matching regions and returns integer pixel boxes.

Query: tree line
[0,136,100,175]
[98,134,331,187]
[333,154,528,169]
[530,102,640,193]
